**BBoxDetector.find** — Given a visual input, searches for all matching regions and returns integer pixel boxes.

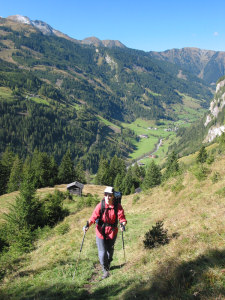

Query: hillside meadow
[0,152,225,299]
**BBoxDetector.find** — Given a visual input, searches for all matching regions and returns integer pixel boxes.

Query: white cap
[104,186,114,194]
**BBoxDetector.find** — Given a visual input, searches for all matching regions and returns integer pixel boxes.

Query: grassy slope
[0,151,225,299]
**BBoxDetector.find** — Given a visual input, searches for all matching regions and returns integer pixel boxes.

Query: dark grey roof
[67,181,84,189]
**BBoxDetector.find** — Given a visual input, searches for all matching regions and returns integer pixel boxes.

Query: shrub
[196,146,208,164]
[41,190,69,227]
[206,155,214,165]
[75,194,100,210]
[191,164,210,181]
[143,221,169,249]
[211,172,220,183]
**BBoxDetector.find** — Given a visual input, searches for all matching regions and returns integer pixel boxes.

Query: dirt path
[83,264,102,293]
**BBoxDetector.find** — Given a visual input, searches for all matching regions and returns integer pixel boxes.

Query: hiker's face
[104,193,113,204]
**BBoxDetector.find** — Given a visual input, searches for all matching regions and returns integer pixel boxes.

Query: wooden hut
[67,181,84,196]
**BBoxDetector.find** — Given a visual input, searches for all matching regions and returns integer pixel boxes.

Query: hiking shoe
[102,270,110,279]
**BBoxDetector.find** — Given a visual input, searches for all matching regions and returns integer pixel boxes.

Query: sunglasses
[104,193,113,196]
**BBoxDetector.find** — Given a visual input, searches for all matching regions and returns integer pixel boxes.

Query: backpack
[96,191,122,238]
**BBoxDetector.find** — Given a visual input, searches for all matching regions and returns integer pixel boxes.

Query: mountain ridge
[4,14,225,87]
[5,15,126,49]
[5,15,225,86]
[149,47,225,85]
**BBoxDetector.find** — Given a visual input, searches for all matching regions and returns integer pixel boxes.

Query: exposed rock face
[205,125,225,142]
[7,15,54,35]
[216,78,225,93]
[7,15,31,24]
[204,78,225,142]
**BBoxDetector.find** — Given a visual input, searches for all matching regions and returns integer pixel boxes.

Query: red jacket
[89,200,127,240]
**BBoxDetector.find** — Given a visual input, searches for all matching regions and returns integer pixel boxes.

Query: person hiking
[83,186,127,279]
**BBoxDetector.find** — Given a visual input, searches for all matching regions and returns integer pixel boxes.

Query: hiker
[83,186,127,279]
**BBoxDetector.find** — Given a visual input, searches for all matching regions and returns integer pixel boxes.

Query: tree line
[0,148,86,196]
[0,147,182,197]
[94,152,180,195]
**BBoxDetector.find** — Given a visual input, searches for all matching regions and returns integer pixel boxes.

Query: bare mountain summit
[6,15,126,49]
[82,36,126,48]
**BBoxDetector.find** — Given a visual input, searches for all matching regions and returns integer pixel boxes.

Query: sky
[1,0,225,52]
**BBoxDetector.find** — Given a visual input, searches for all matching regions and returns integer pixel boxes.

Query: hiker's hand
[120,222,126,232]
[83,226,88,233]
[83,221,89,233]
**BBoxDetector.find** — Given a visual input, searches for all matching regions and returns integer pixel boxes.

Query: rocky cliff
[204,77,225,142]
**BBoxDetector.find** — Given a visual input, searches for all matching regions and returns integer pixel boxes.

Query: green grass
[173,92,207,123]
[121,119,177,164]
[97,116,120,131]
[28,96,50,106]
[0,87,14,101]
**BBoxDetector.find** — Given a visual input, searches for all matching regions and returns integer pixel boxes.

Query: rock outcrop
[204,77,225,142]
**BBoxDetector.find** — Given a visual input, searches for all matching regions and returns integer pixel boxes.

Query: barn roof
[67,181,84,189]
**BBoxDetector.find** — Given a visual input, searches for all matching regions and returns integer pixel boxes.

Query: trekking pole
[121,224,126,264]
[72,221,89,280]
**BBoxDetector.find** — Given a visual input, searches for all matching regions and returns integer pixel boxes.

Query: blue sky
[1,0,225,52]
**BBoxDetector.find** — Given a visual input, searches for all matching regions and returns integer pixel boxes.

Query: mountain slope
[0,147,224,299]
[0,58,135,171]
[149,47,225,85]
[0,16,215,169]
[170,75,225,156]
[0,16,212,122]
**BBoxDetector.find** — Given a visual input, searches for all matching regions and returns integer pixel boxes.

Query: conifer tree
[7,155,23,193]
[1,148,15,174]
[58,150,75,183]
[108,156,126,186]
[163,151,179,180]
[0,161,8,195]
[30,150,51,188]
[22,156,33,182]
[4,173,43,251]
[196,146,208,164]
[74,161,86,183]
[142,160,161,189]
[49,156,59,186]
[113,173,124,191]
[132,162,145,178]
[121,167,134,195]
[95,158,111,185]
[131,162,145,188]
[1,148,15,192]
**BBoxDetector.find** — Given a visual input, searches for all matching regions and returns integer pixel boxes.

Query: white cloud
[214,32,219,36]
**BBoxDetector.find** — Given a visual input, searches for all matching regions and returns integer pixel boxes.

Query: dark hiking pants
[96,235,117,270]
